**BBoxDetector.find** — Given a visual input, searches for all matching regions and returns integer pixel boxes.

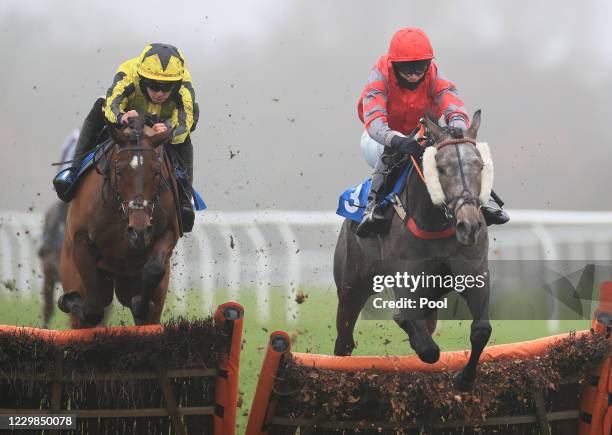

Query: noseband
[433,137,481,222]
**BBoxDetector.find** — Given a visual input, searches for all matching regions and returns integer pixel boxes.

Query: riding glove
[389,134,424,157]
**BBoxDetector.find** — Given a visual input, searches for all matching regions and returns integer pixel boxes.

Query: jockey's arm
[430,65,470,130]
[168,80,197,145]
[104,60,138,126]
[361,66,406,148]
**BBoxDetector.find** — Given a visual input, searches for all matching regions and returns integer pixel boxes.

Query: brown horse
[334,111,493,391]
[58,117,180,328]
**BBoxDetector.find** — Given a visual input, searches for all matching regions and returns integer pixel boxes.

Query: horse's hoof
[453,371,475,392]
[417,344,440,364]
[57,291,81,313]
[131,296,154,323]
[333,338,355,356]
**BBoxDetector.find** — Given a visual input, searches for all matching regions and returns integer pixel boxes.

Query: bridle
[109,142,170,222]
[425,136,482,223]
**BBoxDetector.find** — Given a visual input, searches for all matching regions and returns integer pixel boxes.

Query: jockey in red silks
[355,28,508,237]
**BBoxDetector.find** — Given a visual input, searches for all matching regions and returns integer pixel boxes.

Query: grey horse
[334,111,492,390]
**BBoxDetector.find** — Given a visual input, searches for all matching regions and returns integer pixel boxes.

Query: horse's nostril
[457,221,467,233]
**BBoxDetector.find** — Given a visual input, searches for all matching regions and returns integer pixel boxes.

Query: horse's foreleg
[397,317,441,364]
[59,234,110,327]
[334,285,371,356]
[454,285,492,391]
[139,264,170,324]
[131,232,174,324]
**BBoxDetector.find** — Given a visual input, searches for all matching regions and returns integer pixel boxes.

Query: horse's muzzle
[456,219,483,246]
[127,225,153,249]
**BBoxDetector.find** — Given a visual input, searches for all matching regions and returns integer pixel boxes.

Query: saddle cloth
[336,160,413,222]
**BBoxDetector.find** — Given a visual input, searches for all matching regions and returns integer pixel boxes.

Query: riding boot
[174,138,195,233]
[355,155,391,237]
[53,97,106,202]
[482,190,510,226]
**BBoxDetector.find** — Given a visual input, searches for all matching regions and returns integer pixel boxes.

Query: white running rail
[1,209,612,322]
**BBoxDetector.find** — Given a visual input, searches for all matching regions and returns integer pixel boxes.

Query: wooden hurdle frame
[246,285,612,435]
[0,301,244,435]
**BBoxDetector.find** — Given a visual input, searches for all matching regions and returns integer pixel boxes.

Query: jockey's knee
[360,130,384,169]
[87,96,106,123]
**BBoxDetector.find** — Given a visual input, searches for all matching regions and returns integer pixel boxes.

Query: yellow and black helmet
[137,43,185,82]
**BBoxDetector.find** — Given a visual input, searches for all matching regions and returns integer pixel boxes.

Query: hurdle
[0,301,244,435]
[246,286,611,434]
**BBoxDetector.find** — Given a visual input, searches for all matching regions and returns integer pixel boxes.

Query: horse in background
[334,111,493,390]
[37,201,67,328]
[58,116,181,328]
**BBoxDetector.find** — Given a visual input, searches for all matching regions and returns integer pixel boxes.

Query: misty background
[1,0,611,214]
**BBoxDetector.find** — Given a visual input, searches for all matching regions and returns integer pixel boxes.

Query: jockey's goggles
[394,60,431,76]
[145,79,178,92]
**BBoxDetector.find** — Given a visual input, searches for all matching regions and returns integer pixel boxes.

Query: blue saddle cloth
[70,143,207,212]
[336,160,413,222]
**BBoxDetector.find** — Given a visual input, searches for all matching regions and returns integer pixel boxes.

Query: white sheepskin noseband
[422,146,445,205]
[422,142,494,205]
[476,142,494,203]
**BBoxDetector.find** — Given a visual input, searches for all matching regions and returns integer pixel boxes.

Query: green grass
[0,287,591,433]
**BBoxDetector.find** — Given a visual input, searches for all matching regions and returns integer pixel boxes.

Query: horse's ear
[466,110,481,139]
[108,123,129,147]
[423,116,445,142]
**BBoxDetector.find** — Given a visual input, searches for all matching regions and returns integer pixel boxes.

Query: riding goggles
[144,79,178,92]
[394,59,431,76]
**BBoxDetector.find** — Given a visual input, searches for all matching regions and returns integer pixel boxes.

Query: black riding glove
[389,133,424,157]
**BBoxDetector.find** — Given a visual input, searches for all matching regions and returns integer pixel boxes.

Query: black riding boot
[355,153,393,237]
[174,138,195,233]
[482,190,509,226]
[53,97,106,202]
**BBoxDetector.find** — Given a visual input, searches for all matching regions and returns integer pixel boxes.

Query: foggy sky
[1,0,611,213]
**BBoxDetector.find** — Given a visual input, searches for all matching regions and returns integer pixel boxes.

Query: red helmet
[388,28,434,62]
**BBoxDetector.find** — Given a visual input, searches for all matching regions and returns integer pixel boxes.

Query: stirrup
[356,205,382,237]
